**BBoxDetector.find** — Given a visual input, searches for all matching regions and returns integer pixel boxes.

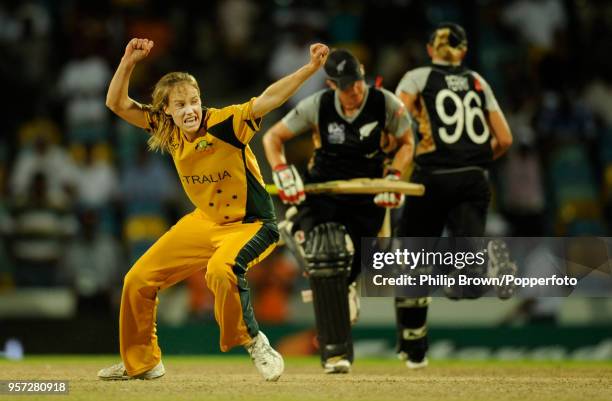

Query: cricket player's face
[165,83,203,135]
[338,80,366,110]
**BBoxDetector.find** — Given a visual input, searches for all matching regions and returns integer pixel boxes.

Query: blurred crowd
[0,0,611,323]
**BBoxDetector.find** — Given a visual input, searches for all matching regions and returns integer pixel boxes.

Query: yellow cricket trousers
[119,209,279,376]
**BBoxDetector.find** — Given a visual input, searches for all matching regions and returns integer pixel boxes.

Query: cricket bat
[266,178,425,196]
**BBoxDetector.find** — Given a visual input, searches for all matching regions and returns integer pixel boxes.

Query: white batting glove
[273,164,305,205]
[374,170,405,208]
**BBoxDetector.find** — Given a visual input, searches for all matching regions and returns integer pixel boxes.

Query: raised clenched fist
[123,38,154,65]
[308,43,330,70]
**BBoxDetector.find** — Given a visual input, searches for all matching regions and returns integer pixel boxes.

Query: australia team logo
[327,122,346,144]
[195,138,215,155]
[182,170,231,185]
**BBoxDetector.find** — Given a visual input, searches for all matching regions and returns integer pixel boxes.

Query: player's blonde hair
[145,72,201,153]
[430,28,467,65]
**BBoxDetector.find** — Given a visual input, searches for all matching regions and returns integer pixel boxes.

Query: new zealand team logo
[195,138,214,155]
[336,60,346,74]
[359,121,379,141]
[327,122,346,144]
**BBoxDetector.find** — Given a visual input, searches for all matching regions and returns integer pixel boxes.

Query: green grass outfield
[1,356,611,401]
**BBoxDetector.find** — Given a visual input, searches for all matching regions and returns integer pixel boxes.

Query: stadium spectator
[73,143,120,210]
[501,0,567,51]
[500,140,546,235]
[119,145,178,217]
[7,172,77,286]
[62,209,124,316]
[10,130,78,206]
[268,19,327,109]
[57,39,112,143]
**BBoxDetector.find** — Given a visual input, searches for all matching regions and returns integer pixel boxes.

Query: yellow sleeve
[206,100,262,147]
[231,97,262,144]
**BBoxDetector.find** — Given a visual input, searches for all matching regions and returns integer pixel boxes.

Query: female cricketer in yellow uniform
[98,38,329,382]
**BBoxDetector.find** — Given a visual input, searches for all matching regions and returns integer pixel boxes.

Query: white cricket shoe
[406,357,429,369]
[245,331,284,381]
[324,357,351,374]
[97,361,165,381]
[398,351,429,370]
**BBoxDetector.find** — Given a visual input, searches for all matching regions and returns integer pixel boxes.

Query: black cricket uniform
[281,84,412,365]
[283,86,411,284]
[393,61,503,363]
[396,62,500,237]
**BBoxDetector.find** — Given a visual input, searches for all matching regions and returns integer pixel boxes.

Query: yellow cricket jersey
[145,98,275,225]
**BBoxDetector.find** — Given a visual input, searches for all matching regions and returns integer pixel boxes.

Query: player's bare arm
[262,121,297,169]
[263,121,306,205]
[373,129,414,209]
[106,38,154,129]
[387,130,415,175]
[252,43,329,118]
[397,91,419,117]
[488,109,513,159]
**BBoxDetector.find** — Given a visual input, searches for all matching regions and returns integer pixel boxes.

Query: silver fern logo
[337,60,346,74]
[359,121,379,141]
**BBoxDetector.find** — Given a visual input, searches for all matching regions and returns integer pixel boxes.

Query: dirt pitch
[1,356,610,401]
